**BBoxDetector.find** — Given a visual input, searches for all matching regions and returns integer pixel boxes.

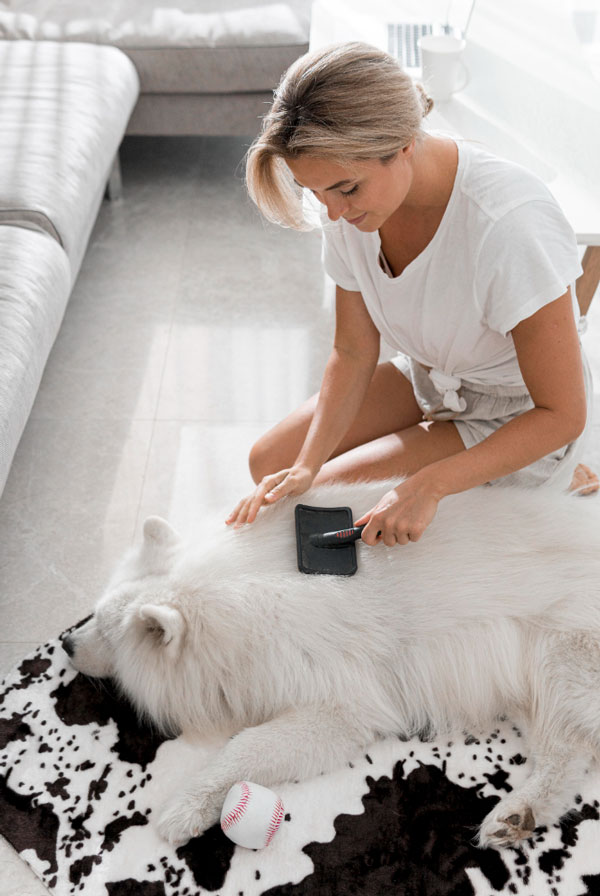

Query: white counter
[310,0,600,244]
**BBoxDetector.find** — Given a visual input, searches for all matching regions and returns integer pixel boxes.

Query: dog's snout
[62,634,75,658]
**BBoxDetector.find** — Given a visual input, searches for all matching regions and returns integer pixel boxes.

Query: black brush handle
[309,525,366,548]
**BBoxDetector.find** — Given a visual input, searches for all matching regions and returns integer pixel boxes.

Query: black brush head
[295,504,358,576]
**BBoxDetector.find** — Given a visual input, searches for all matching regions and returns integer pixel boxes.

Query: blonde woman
[227,42,596,546]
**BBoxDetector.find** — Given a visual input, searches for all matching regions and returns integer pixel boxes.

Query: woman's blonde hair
[245,41,433,229]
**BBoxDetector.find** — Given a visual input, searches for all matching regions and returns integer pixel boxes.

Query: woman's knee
[248,404,315,483]
[248,434,276,484]
[248,427,299,483]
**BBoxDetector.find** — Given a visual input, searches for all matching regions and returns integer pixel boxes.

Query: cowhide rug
[2,631,600,896]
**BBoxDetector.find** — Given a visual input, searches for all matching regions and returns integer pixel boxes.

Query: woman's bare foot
[569,463,600,496]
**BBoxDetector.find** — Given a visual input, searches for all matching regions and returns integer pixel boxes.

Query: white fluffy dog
[64,479,600,849]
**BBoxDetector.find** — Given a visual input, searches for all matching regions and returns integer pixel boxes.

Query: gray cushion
[126,90,290,136]
[126,44,308,94]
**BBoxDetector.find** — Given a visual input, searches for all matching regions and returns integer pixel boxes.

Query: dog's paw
[157,787,224,847]
[478,802,537,849]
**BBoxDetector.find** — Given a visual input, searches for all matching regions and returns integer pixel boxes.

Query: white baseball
[220,781,284,849]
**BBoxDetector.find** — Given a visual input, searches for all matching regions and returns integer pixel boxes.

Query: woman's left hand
[355,473,440,546]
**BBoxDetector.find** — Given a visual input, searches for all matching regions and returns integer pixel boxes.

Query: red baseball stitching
[265,797,284,846]
[221,781,251,833]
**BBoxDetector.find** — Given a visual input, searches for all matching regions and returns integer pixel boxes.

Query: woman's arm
[359,289,587,544]
[295,286,381,474]
[227,286,381,526]
[430,288,586,491]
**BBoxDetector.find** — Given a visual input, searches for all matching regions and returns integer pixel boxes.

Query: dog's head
[63,515,186,684]
[62,514,264,733]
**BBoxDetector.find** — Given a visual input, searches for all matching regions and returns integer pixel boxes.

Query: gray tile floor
[0,136,599,894]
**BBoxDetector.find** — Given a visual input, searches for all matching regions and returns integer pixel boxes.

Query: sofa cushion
[125,44,307,94]
[0,1,309,46]
[125,90,286,135]
[0,40,139,275]
[0,2,309,92]
[0,226,71,495]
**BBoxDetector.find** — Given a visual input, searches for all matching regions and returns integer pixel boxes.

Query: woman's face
[286,144,415,231]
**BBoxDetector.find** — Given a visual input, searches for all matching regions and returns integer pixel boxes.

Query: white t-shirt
[321,139,583,404]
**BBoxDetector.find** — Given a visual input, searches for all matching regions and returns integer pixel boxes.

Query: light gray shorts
[391,352,593,490]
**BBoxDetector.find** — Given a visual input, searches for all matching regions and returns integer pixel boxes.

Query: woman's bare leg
[249,361,465,485]
[250,362,421,481]
[313,419,465,484]
[249,359,597,495]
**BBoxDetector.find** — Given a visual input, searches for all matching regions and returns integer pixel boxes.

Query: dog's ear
[143,516,180,546]
[140,516,181,574]
[138,604,185,653]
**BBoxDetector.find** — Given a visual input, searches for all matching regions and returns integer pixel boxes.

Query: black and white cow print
[2,629,600,896]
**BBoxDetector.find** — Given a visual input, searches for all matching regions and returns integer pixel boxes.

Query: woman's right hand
[226,464,316,528]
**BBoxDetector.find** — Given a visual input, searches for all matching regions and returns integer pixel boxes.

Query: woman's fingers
[226,492,262,528]
[362,521,384,546]
[227,465,316,528]
[226,470,292,527]
[357,480,438,547]
[264,473,298,502]
[246,475,285,523]
[354,513,382,546]
[225,497,247,526]
[226,498,248,527]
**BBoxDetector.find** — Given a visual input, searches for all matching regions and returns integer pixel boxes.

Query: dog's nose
[62,634,75,658]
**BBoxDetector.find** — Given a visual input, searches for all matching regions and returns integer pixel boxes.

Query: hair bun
[415,82,434,117]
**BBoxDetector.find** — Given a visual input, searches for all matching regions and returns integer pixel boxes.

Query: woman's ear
[402,137,416,158]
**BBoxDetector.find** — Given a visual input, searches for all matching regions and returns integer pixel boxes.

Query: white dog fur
[64,479,600,849]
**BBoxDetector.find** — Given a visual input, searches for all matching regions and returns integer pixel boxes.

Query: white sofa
[0,2,312,496]
[0,40,139,495]
[0,1,311,134]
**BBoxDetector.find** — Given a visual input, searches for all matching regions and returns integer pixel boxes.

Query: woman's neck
[400,135,458,213]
